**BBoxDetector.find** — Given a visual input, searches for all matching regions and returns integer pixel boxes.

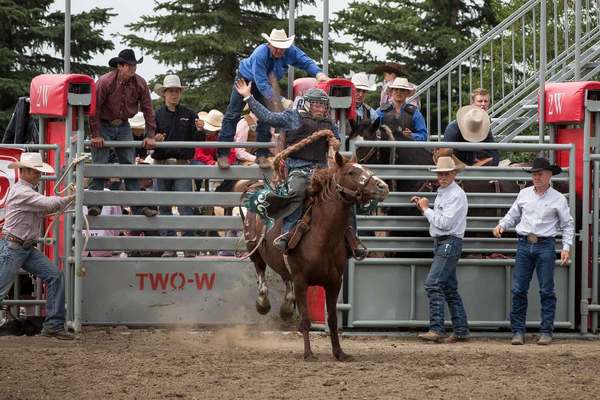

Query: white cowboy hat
[154,74,187,97]
[128,112,145,130]
[261,29,295,49]
[430,156,463,173]
[456,105,491,143]
[387,77,413,90]
[8,152,54,174]
[201,109,223,132]
[351,72,376,91]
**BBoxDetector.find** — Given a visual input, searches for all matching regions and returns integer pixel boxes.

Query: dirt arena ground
[1,327,600,400]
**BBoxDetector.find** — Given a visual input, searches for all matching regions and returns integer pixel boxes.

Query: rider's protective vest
[380,102,417,139]
[285,113,334,164]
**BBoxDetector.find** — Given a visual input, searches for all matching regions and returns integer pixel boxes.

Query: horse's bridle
[332,166,375,204]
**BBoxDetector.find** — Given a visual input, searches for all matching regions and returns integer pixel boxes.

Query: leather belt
[153,158,190,165]
[434,235,453,242]
[102,119,125,127]
[519,234,553,244]
[0,232,36,249]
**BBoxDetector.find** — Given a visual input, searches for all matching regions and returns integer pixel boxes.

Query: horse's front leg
[326,281,352,361]
[279,279,295,320]
[293,276,316,361]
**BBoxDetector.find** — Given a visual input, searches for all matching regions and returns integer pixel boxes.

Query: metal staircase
[412,0,600,142]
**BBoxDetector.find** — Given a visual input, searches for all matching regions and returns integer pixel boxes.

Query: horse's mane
[308,166,336,202]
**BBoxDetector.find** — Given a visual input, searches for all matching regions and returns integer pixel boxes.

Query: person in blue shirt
[376,77,428,141]
[216,29,328,169]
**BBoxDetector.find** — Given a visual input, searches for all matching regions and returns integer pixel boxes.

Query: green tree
[333,0,499,83]
[124,0,350,112]
[0,1,115,131]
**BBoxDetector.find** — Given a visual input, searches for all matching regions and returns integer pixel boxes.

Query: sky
[50,0,359,81]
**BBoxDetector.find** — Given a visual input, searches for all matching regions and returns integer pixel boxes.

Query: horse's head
[332,152,389,203]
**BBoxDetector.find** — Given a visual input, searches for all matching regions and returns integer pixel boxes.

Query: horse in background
[241,153,389,360]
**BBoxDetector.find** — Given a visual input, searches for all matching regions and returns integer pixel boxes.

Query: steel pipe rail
[359,237,564,253]
[83,164,269,179]
[83,140,275,149]
[88,215,243,231]
[86,236,240,251]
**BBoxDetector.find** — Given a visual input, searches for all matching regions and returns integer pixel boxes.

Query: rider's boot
[273,231,291,252]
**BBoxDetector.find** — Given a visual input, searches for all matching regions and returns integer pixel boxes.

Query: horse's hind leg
[294,277,316,361]
[279,279,295,320]
[326,282,352,361]
[253,256,271,315]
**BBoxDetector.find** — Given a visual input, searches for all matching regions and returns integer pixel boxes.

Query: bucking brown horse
[241,153,389,360]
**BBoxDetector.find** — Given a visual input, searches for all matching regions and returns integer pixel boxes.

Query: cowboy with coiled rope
[235,79,366,257]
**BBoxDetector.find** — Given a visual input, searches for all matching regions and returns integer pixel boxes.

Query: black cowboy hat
[373,62,404,76]
[523,157,562,175]
[109,49,144,68]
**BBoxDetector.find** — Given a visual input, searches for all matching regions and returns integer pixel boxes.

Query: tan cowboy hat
[197,111,208,119]
[201,109,223,132]
[387,77,413,90]
[430,156,464,173]
[456,105,491,142]
[8,152,54,174]
[128,112,145,130]
[261,29,295,49]
[351,72,376,91]
[154,74,187,97]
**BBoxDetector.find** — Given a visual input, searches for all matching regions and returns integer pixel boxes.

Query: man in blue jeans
[0,153,75,340]
[216,29,328,169]
[411,156,470,343]
[494,157,574,345]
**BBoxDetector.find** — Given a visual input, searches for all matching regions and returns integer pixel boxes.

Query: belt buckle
[111,119,122,126]
[166,158,178,165]
[527,233,538,244]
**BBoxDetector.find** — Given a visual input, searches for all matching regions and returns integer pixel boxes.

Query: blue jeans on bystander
[424,236,469,336]
[0,240,66,332]
[511,237,557,335]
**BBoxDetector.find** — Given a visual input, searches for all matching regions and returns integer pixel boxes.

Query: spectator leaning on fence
[376,77,428,141]
[216,29,329,170]
[411,157,470,343]
[441,105,500,167]
[0,153,75,340]
[493,157,574,346]
[351,72,378,124]
[151,74,204,257]
[87,49,157,218]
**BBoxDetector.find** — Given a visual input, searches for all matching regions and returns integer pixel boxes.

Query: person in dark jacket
[3,97,38,144]
[151,75,204,256]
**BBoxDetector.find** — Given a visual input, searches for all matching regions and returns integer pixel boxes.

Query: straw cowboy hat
[8,152,54,174]
[109,49,143,68]
[154,74,187,97]
[201,109,223,132]
[524,157,562,175]
[351,72,376,91]
[128,112,145,130]
[456,105,491,143]
[388,77,414,91]
[261,29,295,49]
[430,156,464,173]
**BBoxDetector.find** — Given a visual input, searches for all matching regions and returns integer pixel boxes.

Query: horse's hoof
[304,353,318,362]
[255,299,271,315]
[334,351,353,362]
[279,303,295,320]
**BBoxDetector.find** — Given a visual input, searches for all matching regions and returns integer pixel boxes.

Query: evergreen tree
[0,1,115,130]
[333,0,498,83]
[124,0,350,112]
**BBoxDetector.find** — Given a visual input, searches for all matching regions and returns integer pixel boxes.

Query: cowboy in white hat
[410,156,470,343]
[1,153,75,340]
[152,74,205,255]
[376,77,428,141]
[87,48,157,217]
[216,28,329,169]
[441,104,499,167]
[351,73,378,124]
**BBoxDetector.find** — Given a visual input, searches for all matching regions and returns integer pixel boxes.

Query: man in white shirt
[493,157,574,346]
[411,157,469,343]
